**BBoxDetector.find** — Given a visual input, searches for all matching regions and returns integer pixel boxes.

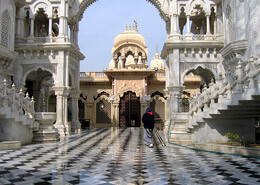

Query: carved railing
[80,72,107,78]
[16,37,57,44]
[192,34,205,40]
[155,72,165,77]
[79,72,87,77]
[188,55,260,129]
[168,34,222,41]
[0,79,35,120]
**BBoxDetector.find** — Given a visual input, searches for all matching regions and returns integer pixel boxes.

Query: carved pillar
[206,15,211,35]
[112,102,119,127]
[214,15,217,35]
[48,17,53,36]
[54,87,70,136]
[168,86,184,113]
[70,91,82,134]
[57,0,68,42]
[185,15,192,40]
[187,15,191,34]
[30,18,34,37]
[27,17,35,43]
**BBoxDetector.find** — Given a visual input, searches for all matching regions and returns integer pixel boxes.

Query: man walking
[142,107,155,148]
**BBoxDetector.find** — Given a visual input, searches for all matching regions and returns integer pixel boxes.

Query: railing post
[235,60,243,93]
[19,88,24,116]
[11,84,17,112]
[3,79,8,107]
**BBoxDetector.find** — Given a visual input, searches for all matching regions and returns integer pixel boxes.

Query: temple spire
[134,19,138,32]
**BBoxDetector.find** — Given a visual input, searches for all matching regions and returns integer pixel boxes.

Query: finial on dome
[125,24,128,31]
[129,25,131,31]
[156,44,158,53]
[134,19,138,32]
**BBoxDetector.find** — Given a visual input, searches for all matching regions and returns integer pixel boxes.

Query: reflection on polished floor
[0,128,260,185]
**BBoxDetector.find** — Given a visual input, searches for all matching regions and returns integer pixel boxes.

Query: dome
[113,25,146,48]
[150,48,164,70]
[108,59,115,70]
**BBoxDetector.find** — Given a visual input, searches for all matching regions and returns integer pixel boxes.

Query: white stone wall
[191,118,256,144]
[222,0,260,58]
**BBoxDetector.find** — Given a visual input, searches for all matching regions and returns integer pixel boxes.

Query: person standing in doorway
[142,107,155,148]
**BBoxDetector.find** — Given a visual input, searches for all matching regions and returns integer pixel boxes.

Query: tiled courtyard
[0,128,260,185]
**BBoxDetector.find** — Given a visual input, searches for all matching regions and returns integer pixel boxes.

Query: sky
[78,0,167,72]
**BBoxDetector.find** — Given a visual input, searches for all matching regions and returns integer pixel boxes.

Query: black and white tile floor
[0,128,260,185]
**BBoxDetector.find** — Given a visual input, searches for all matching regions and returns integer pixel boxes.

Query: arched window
[150,93,165,124]
[96,98,111,124]
[1,10,10,48]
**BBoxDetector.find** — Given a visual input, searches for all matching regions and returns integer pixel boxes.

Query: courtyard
[0,128,260,185]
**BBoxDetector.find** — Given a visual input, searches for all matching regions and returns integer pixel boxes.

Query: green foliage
[225,132,251,147]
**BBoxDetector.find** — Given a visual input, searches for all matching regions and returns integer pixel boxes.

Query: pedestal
[33,112,58,143]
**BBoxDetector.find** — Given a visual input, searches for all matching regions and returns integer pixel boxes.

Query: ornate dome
[150,47,164,70]
[113,25,146,48]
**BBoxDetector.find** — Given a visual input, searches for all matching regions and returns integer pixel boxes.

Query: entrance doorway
[119,91,141,127]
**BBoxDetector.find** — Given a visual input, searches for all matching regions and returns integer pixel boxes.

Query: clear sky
[78,0,167,72]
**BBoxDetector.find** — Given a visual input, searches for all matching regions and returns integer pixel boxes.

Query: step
[0,141,21,150]
[210,113,260,119]
[170,132,191,140]
[169,139,194,146]
[239,100,260,105]
[228,105,260,110]
[251,95,260,100]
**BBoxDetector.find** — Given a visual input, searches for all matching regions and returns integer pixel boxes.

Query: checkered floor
[0,128,260,185]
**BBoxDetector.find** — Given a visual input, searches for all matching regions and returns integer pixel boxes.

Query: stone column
[30,18,34,37]
[74,23,79,48]
[70,91,82,134]
[27,18,35,43]
[167,86,184,113]
[205,15,213,40]
[57,0,68,42]
[54,88,70,136]
[111,102,119,127]
[206,15,211,35]
[214,15,217,35]
[47,17,53,42]
[185,15,192,40]
[48,17,53,36]
[187,15,191,34]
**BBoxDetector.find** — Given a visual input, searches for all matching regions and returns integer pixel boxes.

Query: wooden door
[119,91,140,127]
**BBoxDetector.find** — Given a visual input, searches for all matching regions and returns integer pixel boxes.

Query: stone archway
[25,68,55,112]
[75,0,169,21]
[119,91,141,127]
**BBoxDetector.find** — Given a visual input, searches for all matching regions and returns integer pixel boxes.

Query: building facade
[79,25,167,129]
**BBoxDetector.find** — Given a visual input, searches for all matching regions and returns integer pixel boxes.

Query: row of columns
[169,0,217,36]
[171,14,216,36]
[16,0,74,43]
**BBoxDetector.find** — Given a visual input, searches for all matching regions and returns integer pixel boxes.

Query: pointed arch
[77,0,169,21]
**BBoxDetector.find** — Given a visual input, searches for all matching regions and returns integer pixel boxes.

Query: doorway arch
[76,0,169,21]
[119,91,141,127]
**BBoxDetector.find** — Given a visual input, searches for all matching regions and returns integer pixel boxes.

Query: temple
[0,0,260,154]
